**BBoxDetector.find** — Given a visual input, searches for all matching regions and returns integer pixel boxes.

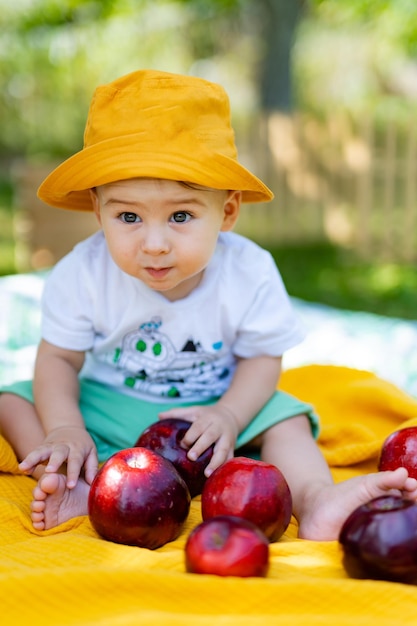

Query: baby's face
[90,178,240,301]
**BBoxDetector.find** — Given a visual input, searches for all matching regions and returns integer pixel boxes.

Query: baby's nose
[140,226,170,254]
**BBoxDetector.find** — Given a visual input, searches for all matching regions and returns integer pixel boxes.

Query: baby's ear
[89,188,101,224]
[221,190,241,231]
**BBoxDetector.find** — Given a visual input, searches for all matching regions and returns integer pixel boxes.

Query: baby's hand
[18,426,99,488]
[158,405,239,476]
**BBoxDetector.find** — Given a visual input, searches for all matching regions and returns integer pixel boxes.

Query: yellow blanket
[2,365,417,626]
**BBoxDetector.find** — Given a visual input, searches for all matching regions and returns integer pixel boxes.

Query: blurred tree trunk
[258,0,305,112]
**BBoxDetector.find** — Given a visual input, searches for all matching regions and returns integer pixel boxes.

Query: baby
[0,69,415,540]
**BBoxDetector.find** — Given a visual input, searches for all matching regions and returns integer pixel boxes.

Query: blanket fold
[2,364,417,625]
[281,365,417,472]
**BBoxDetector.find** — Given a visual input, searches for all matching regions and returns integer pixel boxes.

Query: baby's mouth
[145,267,172,279]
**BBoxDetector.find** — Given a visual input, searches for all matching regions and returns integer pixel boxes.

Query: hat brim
[37,134,273,210]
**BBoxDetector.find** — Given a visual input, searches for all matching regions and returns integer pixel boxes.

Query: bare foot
[30,473,89,530]
[297,467,417,541]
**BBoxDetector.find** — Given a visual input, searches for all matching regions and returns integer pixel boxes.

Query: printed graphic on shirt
[113,317,233,398]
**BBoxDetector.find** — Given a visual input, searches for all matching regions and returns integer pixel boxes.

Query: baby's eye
[120,212,140,223]
[171,211,191,223]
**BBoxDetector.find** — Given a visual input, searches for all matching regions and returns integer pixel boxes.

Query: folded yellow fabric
[281,364,417,476]
[2,365,417,626]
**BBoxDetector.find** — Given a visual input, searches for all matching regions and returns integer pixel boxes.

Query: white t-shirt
[41,231,304,403]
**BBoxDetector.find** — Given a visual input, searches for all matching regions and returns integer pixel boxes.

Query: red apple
[185,515,269,577]
[88,447,191,549]
[135,418,214,497]
[378,426,417,479]
[201,456,292,542]
[339,495,417,583]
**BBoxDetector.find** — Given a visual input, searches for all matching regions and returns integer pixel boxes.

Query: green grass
[267,242,417,320]
[0,178,16,276]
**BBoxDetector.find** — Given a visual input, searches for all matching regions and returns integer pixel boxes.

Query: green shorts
[1,378,319,462]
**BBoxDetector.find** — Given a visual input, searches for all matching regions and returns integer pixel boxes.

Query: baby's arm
[18,339,98,488]
[216,355,282,433]
[159,355,282,475]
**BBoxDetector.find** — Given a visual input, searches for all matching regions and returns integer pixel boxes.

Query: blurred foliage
[0,180,16,276]
[269,242,417,320]
[0,0,272,160]
[296,0,417,120]
[1,0,417,158]
[2,0,417,316]
[0,1,195,158]
[309,0,417,56]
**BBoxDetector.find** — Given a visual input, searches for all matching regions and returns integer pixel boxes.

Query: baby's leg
[0,393,45,471]
[0,393,90,530]
[260,415,417,541]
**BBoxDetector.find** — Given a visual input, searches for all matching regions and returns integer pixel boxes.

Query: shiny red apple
[378,426,417,479]
[201,456,292,542]
[339,495,417,583]
[88,447,191,549]
[185,515,270,577]
[135,418,214,497]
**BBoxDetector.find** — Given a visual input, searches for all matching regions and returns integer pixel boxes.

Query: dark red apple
[201,456,292,542]
[185,515,269,577]
[339,495,417,583]
[88,447,191,549]
[378,427,417,479]
[135,418,214,497]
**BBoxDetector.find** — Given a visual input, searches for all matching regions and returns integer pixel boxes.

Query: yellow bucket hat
[37,69,273,211]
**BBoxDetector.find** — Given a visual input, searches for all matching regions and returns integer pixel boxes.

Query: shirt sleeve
[231,249,305,359]
[40,247,96,351]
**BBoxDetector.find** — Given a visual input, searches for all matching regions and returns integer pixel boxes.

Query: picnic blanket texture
[1,365,417,625]
[2,272,417,624]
